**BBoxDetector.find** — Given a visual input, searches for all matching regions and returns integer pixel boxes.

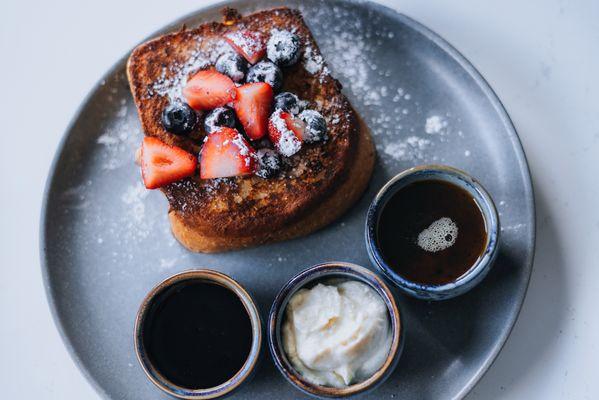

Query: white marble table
[1,0,597,398]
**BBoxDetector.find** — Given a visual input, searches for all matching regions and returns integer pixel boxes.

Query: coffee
[377,180,487,285]
[141,279,252,389]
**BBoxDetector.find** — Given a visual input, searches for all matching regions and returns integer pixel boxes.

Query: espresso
[377,180,487,285]
[141,280,252,389]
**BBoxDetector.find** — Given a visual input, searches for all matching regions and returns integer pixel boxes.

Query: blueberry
[267,30,301,67]
[273,92,304,115]
[215,52,248,83]
[161,102,198,135]
[203,107,237,134]
[255,148,281,178]
[246,60,283,92]
[299,110,327,143]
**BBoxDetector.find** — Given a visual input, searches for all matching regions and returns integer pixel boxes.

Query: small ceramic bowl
[134,269,262,399]
[365,165,500,300]
[268,262,403,398]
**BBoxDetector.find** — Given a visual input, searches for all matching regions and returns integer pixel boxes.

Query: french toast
[127,7,375,252]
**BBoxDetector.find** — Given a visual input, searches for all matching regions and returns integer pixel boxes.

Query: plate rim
[377,4,537,399]
[39,1,536,399]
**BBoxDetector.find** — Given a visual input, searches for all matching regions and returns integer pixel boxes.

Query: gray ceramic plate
[41,1,535,399]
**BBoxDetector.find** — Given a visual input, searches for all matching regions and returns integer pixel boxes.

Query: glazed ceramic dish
[268,262,403,398]
[40,0,535,399]
[134,269,262,399]
[366,165,500,300]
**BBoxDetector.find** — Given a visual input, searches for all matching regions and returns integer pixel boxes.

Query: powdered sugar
[231,134,249,155]
[295,5,475,164]
[267,28,301,66]
[142,9,465,167]
[303,45,326,76]
[97,93,140,170]
[270,109,301,157]
[256,148,281,178]
[61,181,93,210]
[159,258,178,270]
[231,133,256,167]
[307,10,428,161]
[224,29,265,64]
[116,98,128,118]
[425,115,448,135]
[97,134,119,146]
[322,30,369,98]
[121,183,148,225]
[149,37,229,101]
[203,177,235,195]
[501,223,526,232]
[150,52,207,101]
[384,136,431,162]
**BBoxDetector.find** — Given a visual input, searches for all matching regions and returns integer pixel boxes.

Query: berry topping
[233,82,274,140]
[200,127,257,179]
[215,52,248,83]
[183,69,236,111]
[267,29,301,67]
[255,148,281,178]
[298,109,328,143]
[224,30,266,64]
[161,102,198,135]
[140,137,197,189]
[268,109,303,157]
[273,92,303,115]
[283,111,306,139]
[204,107,237,134]
[246,60,283,92]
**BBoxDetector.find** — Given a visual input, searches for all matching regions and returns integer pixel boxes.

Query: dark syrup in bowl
[377,180,487,286]
[141,280,252,389]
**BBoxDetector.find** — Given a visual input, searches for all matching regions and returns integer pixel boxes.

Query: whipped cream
[282,281,392,388]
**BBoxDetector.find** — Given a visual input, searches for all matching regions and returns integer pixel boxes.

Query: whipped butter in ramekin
[282,280,392,388]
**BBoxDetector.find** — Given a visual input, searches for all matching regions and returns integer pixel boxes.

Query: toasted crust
[169,116,374,252]
[127,7,374,252]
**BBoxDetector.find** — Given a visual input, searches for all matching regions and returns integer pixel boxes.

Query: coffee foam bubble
[417,217,458,252]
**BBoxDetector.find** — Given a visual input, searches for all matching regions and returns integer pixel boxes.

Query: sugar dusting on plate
[299,4,470,164]
[96,91,141,170]
[121,183,149,225]
[425,115,449,135]
[383,136,431,161]
[60,73,177,254]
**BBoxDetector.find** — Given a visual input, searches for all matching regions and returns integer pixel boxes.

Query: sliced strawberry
[267,109,303,157]
[183,69,236,111]
[224,30,266,64]
[234,82,274,140]
[282,111,306,140]
[200,127,257,179]
[140,137,197,189]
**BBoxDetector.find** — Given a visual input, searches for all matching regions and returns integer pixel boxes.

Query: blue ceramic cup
[365,165,500,300]
[134,269,262,399]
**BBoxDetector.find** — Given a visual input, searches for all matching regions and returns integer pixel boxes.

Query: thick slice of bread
[127,7,375,252]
